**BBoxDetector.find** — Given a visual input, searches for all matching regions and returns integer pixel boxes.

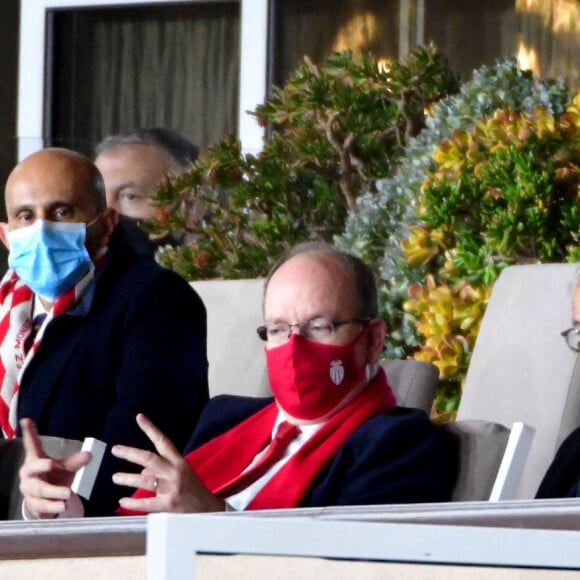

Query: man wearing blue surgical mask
[2,151,118,305]
[0,148,208,518]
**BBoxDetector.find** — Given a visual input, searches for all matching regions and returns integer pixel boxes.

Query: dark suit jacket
[13,226,209,516]
[536,426,580,498]
[185,396,459,507]
[116,215,186,257]
[115,216,157,257]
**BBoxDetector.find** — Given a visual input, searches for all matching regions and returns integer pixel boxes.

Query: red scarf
[0,268,96,438]
[118,369,395,514]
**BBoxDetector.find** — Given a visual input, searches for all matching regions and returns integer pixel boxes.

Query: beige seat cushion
[191,278,270,398]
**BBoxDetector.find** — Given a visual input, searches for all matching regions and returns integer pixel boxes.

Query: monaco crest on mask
[329,360,345,385]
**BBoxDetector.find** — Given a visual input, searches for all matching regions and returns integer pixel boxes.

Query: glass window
[270,0,400,88]
[270,0,579,90]
[47,2,240,156]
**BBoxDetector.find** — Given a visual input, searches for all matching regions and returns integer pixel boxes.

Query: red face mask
[266,332,367,421]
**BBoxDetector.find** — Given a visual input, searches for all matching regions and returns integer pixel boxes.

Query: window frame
[18,0,268,160]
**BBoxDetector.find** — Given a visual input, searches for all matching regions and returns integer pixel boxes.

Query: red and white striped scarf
[0,268,95,438]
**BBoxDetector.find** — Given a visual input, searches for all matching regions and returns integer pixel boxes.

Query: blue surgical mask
[7,219,95,300]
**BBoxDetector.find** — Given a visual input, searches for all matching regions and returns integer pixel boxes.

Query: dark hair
[95,128,199,171]
[264,242,379,318]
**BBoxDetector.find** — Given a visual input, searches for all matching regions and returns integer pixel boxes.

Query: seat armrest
[443,420,534,502]
[0,436,82,520]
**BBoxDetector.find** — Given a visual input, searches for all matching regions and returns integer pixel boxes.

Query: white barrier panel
[147,509,580,580]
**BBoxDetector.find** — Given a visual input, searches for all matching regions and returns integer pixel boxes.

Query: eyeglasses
[257,317,371,345]
[561,327,580,353]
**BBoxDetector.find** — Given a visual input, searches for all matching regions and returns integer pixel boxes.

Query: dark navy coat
[14,227,209,516]
[185,396,459,507]
[536,426,580,498]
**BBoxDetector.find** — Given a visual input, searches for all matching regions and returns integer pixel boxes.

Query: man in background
[95,128,200,253]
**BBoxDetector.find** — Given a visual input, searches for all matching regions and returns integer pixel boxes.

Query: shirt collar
[272,412,321,438]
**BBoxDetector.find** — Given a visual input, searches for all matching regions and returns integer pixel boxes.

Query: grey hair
[264,242,380,318]
[95,128,199,171]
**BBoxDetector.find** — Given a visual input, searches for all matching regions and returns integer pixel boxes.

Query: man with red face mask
[21,242,458,515]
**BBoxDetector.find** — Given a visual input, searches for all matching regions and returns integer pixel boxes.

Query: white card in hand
[71,437,106,500]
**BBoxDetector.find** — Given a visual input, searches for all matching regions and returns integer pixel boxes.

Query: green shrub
[146,46,459,280]
[338,60,570,363]
[148,51,578,418]
[402,92,580,416]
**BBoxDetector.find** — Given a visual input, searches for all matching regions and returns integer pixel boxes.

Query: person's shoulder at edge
[536,425,580,498]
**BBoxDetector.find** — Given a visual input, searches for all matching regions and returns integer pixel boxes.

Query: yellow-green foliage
[402,92,580,416]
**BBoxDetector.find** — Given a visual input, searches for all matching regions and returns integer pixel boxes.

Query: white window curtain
[49,3,239,156]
